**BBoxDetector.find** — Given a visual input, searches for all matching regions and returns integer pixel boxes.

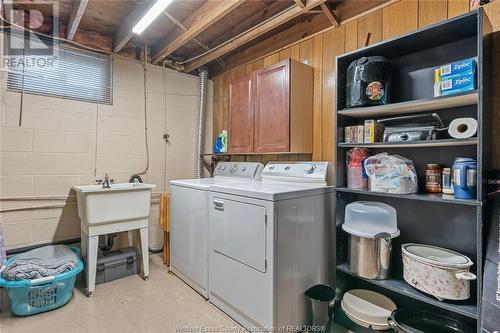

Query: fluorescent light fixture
[132,0,174,35]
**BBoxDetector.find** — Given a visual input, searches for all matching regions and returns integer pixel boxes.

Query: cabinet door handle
[214,200,224,211]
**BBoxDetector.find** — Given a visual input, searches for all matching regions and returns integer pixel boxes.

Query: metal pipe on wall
[195,68,208,179]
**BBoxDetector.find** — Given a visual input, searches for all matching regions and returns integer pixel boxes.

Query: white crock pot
[401,243,476,301]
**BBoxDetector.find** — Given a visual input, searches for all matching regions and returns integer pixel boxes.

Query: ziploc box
[441,73,476,96]
[439,58,477,79]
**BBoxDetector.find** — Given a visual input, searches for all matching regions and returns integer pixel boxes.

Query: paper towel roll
[448,118,478,139]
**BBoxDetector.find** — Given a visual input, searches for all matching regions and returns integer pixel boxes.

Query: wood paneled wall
[212,0,500,167]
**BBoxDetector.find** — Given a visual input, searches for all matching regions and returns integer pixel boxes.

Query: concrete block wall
[0,39,213,250]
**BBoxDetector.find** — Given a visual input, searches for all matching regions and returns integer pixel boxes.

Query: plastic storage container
[343,201,398,238]
[341,289,397,330]
[94,246,140,285]
[0,247,83,316]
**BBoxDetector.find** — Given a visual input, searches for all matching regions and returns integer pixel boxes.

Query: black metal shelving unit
[333,9,496,332]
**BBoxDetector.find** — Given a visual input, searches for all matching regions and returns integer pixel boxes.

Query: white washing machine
[169,162,264,298]
[208,162,334,330]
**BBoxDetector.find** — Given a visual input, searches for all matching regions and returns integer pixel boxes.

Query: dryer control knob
[304,165,316,174]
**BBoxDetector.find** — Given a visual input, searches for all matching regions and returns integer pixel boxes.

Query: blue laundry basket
[0,246,83,316]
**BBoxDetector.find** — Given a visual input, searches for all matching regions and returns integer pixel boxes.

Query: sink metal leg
[127,230,135,247]
[80,229,88,291]
[80,229,87,259]
[139,227,149,280]
[86,235,99,297]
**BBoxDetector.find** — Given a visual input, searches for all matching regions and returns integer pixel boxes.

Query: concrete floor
[0,254,240,333]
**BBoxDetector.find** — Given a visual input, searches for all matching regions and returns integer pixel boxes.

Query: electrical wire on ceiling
[162,10,225,68]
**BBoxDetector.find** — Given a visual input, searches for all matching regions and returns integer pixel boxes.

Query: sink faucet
[103,174,111,188]
[96,174,114,188]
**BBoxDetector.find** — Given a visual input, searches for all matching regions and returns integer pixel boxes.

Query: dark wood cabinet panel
[253,60,290,153]
[226,58,312,154]
[228,76,254,153]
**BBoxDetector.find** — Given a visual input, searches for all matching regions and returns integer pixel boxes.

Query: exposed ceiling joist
[66,0,89,40]
[293,0,306,9]
[183,0,327,73]
[152,0,246,64]
[113,1,158,53]
[217,13,330,75]
[204,1,293,52]
[210,0,397,76]
[320,2,339,27]
[1,0,13,22]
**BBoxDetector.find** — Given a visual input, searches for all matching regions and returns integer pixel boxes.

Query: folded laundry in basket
[2,245,78,281]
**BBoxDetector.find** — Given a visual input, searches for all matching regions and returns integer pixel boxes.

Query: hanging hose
[128,174,162,253]
[130,45,150,181]
[195,68,208,179]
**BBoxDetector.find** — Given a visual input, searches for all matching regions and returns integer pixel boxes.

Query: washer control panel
[213,162,264,180]
[261,162,329,183]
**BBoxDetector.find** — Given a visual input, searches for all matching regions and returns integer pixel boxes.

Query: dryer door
[210,197,267,272]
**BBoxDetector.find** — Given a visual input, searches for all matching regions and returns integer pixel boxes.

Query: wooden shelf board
[337,264,478,319]
[338,138,478,148]
[338,91,478,118]
[336,187,482,206]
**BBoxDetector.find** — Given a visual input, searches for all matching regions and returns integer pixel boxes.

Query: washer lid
[341,289,396,328]
[209,181,333,201]
[169,178,236,190]
[402,243,473,268]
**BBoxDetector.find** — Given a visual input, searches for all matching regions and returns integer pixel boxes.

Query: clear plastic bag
[364,153,418,194]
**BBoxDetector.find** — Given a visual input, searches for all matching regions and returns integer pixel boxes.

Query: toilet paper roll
[448,118,478,139]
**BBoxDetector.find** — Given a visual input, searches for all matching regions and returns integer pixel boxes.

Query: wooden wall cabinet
[227,59,313,154]
[228,76,254,153]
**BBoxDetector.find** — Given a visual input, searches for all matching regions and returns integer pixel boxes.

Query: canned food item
[442,167,454,194]
[426,164,442,193]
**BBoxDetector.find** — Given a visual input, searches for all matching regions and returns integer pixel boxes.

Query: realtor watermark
[2,0,60,71]
[2,56,55,69]
[174,325,327,332]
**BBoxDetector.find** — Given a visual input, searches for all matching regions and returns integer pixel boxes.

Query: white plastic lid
[343,201,399,238]
[402,243,473,269]
[341,289,396,329]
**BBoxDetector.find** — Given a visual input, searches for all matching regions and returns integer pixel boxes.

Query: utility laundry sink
[73,183,155,226]
[73,182,155,296]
